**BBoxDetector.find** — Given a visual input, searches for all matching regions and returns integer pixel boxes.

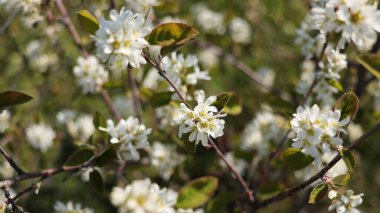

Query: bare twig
[99,88,122,121]
[6,177,46,204]
[255,121,380,209]
[195,39,294,106]
[127,68,143,121]
[2,187,24,213]
[209,138,254,202]
[0,145,25,175]
[0,9,19,34]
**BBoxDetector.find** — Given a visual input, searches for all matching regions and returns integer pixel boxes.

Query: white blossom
[325,49,347,80]
[54,201,93,213]
[0,0,43,27]
[26,123,56,153]
[67,114,95,143]
[125,0,161,13]
[149,142,184,180]
[0,110,11,133]
[173,90,226,147]
[347,123,363,142]
[256,67,276,88]
[110,179,177,213]
[197,50,219,69]
[25,40,58,73]
[290,105,349,162]
[0,161,14,179]
[191,4,225,34]
[73,56,109,94]
[229,17,252,44]
[328,189,364,213]
[241,108,286,157]
[99,116,152,160]
[95,8,151,70]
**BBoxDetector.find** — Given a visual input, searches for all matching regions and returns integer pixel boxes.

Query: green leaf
[281,148,314,171]
[212,93,231,112]
[176,176,218,209]
[308,183,328,204]
[339,149,356,174]
[149,91,175,107]
[64,149,94,166]
[89,169,105,195]
[77,10,99,35]
[356,54,380,79]
[93,111,106,129]
[326,79,343,91]
[95,147,118,167]
[332,173,351,188]
[334,92,359,122]
[205,192,235,213]
[145,23,198,56]
[0,91,33,109]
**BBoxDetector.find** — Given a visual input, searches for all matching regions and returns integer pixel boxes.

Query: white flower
[229,17,252,44]
[186,66,211,85]
[54,201,93,213]
[56,110,76,124]
[125,0,161,13]
[256,67,276,88]
[73,56,109,94]
[67,114,95,143]
[191,4,225,34]
[25,40,58,72]
[290,105,349,161]
[328,189,364,213]
[240,108,286,157]
[99,116,152,160]
[95,8,151,70]
[0,110,11,133]
[149,142,184,180]
[110,179,177,213]
[26,123,56,153]
[0,162,14,179]
[347,123,363,142]
[173,90,226,147]
[325,49,347,79]
[197,50,219,69]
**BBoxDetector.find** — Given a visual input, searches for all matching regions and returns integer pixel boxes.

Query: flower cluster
[229,17,252,44]
[110,178,201,213]
[0,110,10,133]
[54,201,93,213]
[25,40,58,73]
[66,114,95,143]
[26,123,56,153]
[241,108,286,158]
[99,116,152,160]
[73,56,109,94]
[0,0,43,27]
[173,90,226,147]
[328,189,364,213]
[149,142,184,180]
[191,4,226,34]
[95,8,151,70]
[290,105,350,163]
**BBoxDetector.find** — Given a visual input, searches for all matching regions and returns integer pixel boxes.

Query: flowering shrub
[1,0,380,212]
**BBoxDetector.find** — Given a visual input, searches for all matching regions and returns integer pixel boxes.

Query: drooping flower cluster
[99,116,152,160]
[73,56,109,94]
[26,123,56,153]
[149,142,184,180]
[111,179,201,213]
[54,201,93,213]
[328,189,364,213]
[240,108,286,158]
[229,17,252,44]
[173,90,226,147]
[290,105,350,163]
[191,4,226,34]
[95,8,151,70]
[0,110,11,133]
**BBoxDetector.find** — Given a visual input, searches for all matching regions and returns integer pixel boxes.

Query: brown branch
[127,68,143,121]
[54,0,121,121]
[194,39,294,106]
[255,121,380,209]
[6,177,46,205]
[0,145,25,175]
[209,138,254,202]
[2,187,24,213]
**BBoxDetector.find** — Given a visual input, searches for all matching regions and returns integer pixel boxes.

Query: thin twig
[0,145,25,175]
[194,39,294,106]
[55,0,121,121]
[6,177,46,204]
[127,68,143,121]
[255,121,380,209]
[0,9,19,34]
[209,138,254,202]
[2,187,24,213]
